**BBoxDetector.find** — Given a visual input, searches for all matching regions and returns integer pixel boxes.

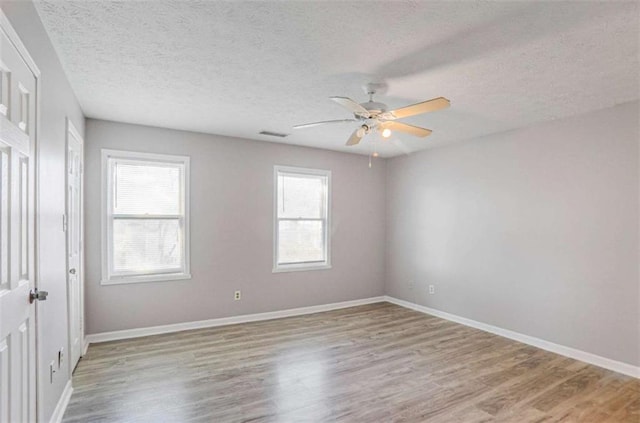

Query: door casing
[65,118,84,371]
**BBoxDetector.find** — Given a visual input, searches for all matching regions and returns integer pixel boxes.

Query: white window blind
[274,166,330,272]
[102,150,190,284]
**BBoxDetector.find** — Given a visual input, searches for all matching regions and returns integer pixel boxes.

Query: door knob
[69,268,76,275]
[29,289,48,304]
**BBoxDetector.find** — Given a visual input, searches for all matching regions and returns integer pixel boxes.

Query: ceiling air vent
[259,130,289,138]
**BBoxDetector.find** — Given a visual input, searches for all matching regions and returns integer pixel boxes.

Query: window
[102,150,190,284]
[274,166,330,272]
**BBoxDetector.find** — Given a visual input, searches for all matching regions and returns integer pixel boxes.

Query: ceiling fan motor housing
[359,101,387,115]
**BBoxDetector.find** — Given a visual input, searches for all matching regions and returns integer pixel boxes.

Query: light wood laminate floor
[64,303,640,422]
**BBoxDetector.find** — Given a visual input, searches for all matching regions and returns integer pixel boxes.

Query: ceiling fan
[294,82,450,146]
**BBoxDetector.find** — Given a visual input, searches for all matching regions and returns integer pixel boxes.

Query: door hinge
[62,214,67,232]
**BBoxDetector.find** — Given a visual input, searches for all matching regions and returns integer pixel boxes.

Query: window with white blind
[101,150,190,284]
[274,166,331,272]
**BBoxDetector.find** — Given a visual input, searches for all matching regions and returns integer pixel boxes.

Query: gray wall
[84,119,386,334]
[3,3,637,418]
[386,101,639,367]
[1,1,85,421]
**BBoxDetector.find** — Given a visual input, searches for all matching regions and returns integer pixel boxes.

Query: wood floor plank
[64,303,639,422]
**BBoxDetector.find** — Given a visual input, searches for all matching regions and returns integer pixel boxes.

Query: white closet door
[0,11,38,423]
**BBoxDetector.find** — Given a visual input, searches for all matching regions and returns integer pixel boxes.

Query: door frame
[65,117,85,369]
[0,7,42,422]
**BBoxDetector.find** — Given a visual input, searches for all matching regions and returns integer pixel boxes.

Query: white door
[66,121,83,370]
[0,11,39,423]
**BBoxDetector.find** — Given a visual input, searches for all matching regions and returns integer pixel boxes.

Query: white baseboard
[84,294,638,378]
[82,337,89,356]
[86,296,386,344]
[384,296,640,379]
[49,380,73,423]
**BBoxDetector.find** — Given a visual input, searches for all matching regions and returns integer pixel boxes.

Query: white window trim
[273,165,331,273]
[101,149,191,285]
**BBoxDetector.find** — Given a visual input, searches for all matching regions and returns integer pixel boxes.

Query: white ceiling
[35,1,639,158]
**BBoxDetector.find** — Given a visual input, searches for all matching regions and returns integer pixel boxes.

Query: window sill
[272,264,332,273]
[101,273,192,285]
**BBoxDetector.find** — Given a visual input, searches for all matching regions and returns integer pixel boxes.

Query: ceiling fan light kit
[293,82,450,150]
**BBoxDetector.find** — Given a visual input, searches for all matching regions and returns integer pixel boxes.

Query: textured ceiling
[35,1,639,157]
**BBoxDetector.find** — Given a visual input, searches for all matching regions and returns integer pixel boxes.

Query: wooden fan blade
[294,119,357,129]
[346,128,363,146]
[330,96,371,118]
[382,121,432,137]
[382,97,450,120]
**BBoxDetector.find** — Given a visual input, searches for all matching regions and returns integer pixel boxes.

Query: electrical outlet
[234,290,241,301]
[428,285,435,295]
